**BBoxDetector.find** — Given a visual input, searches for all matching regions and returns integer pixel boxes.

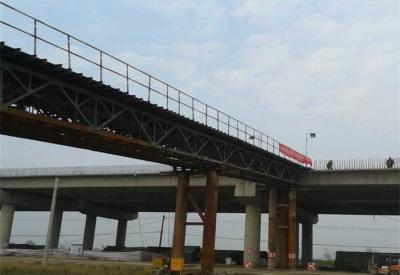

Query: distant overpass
[0,164,398,216]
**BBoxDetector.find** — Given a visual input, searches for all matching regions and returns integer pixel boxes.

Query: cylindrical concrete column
[201,171,219,274]
[0,204,15,251]
[243,203,261,268]
[115,219,127,247]
[267,188,277,269]
[288,189,297,269]
[83,214,96,251]
[49,210,63,249]
[171,172,190,274]
[302,223,313,266]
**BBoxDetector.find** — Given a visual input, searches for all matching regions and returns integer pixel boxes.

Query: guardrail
[0,2,310,167]
[313,158,400,171]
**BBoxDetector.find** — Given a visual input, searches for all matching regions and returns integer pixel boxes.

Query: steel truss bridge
[0,2,309,184]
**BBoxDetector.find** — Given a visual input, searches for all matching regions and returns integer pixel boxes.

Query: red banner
[279,143,312,165]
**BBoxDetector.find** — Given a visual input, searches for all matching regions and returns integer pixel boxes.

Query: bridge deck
[0,43,306,184]
[0,166,398,215]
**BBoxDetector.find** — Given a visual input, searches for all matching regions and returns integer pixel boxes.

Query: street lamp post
[305,132,316,156]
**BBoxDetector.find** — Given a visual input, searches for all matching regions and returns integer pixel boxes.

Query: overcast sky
[0,0,399,259]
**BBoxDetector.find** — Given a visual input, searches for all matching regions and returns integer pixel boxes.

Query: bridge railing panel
[313,158,400,171]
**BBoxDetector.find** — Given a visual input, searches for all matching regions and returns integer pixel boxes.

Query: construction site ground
[0,257,367,275]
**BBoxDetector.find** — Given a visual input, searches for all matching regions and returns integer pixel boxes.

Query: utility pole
[42,177,59,265]
[159,215,165,248]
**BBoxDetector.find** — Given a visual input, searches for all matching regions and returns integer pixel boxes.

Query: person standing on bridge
[326,160,333,170]
[386,157,395,168]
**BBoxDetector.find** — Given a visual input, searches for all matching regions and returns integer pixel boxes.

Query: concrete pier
[83,214,96,250]
[0,204,15,251]
[302,223,313,266]
[49,210,63,249]
[115,219,127,247]
[243,203,261,268]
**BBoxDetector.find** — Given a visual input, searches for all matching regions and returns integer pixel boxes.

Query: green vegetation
[0,258,154,275]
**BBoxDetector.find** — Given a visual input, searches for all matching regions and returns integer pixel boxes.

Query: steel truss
[0,49,305,184]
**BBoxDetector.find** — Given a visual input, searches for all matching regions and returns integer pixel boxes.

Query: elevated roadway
[1,165,398,216]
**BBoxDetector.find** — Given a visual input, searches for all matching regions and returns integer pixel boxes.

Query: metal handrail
[0,2,309,166]
[313,158,400,171]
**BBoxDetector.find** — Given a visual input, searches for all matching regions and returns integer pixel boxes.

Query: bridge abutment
[0,203,15,252]
[83,214,96,251]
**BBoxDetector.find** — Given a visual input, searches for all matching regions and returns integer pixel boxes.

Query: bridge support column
[267,188,277,269]
[49,210,63,249]
[288,189,297,269]
[201,171,219,275]
[268,188,297,269]
[0,204,15,252]
[276,191,288,268]
[83,214,96,250]
[243,203,261,268]
[302,223,313,266]
[171,172,190,274]
[115,219,127,247]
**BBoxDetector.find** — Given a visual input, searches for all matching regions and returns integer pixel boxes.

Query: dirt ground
[0,257,367,275]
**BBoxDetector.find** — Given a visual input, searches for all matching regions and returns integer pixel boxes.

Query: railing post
[166,85,169,109]
[217,111,219,130]
[99,51,103,82]
[205,105,208,126]
[192,98,194,120]
[126,64,129,93]
[33,19,37,56]
[148,76,151,101]
[227,116,230,135]
[178,92,181,115]
[67,35,71,69]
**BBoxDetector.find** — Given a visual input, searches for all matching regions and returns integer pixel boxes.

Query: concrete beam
[0,189,137,220]
[77,201,137,221]
[297,207,318,224]
[302,169,400,186]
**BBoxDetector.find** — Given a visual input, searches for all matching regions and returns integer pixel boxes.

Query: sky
[0,0,399,259]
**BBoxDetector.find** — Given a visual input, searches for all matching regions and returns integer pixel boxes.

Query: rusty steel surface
[0,44,306,184]
[287,189,297,269]
[267,188,277,269]
[200,171,219,274]
[171,173,189,264]
[276,192,288,269]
